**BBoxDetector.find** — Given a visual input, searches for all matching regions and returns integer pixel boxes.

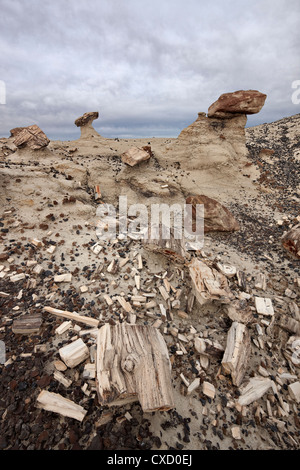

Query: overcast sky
[0,0,299,139]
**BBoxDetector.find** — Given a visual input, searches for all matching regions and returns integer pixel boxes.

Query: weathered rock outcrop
[11,124,50,150]
[208,90,267,118]
[162,90,266,171]
[74,111,100,138]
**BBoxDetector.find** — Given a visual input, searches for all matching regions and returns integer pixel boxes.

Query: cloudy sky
[0,0,299,139]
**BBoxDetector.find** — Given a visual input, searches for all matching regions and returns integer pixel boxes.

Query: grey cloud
[0,0,299,139]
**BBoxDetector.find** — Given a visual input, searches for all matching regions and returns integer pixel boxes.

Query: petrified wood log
[189,257,234,305]
[96,323,174,412]
[12,124,50,150]
[143,223,187,264]
[221,321,251,386]
[282,224,300,259]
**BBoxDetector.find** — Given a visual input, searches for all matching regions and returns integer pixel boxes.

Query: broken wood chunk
[224,299,255,325]
[12,314,42,335]
[55,321,72,335]
[54,273,72,283]
[255,297,274,316]
[96,323,174,412]
[278,315,300,336]
[44,306,99,328]
[221,322,251,386]
[59,338,90,368]
[53,370,73,388]
[116,295,133,313]
[202,381,215,399]
[143,223,187,264]
[237,377,275,406]
[10,273,26,283]
[216,262,237,278]
[187,378,200,396]
[189,258,233,306]
[121,146,151,167]
[288,382,300,403]
[282,336,300,367]
[255,273,267,291]
[36,390,87,422]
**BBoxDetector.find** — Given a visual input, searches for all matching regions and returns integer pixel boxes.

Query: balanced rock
[75,112,100,138]
[282,224,300,259]
[208,90,267,118]
[186,195,240,233]
[12,124,50,150]
[121,146,151,167]
[75,111,99,128]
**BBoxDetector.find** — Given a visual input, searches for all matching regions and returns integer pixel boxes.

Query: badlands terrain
[0,91,299,451]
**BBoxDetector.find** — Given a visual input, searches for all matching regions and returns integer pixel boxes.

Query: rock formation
[208,90,267,118]
[163,90,267,171]
[10,124,50,150]
[74,111,100,138]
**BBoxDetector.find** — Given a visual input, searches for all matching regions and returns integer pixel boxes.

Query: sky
[0,0,299,140]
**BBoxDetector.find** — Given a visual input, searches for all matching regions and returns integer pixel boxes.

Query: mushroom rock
[11,124,50,150]
[74,111,100,138]
[185,194,240,233]
[161,90,266,171]
[208,90,267,119]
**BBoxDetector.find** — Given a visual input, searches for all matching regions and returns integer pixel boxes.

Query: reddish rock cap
[208,90,267,118]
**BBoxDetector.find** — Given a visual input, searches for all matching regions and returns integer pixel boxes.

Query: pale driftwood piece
[221,322,251,386]
[278,315,300,336]
[143,223,187,264]
[12,314,42,335]
[44,306,99,328]
[224,300,255,325]
[59,338,90,368]
[36,390,87,422]
[237,377,275,406]
[189,258,233,306]
[96,323,174,412]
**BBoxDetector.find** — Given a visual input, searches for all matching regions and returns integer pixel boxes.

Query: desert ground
[0,107,299,451]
